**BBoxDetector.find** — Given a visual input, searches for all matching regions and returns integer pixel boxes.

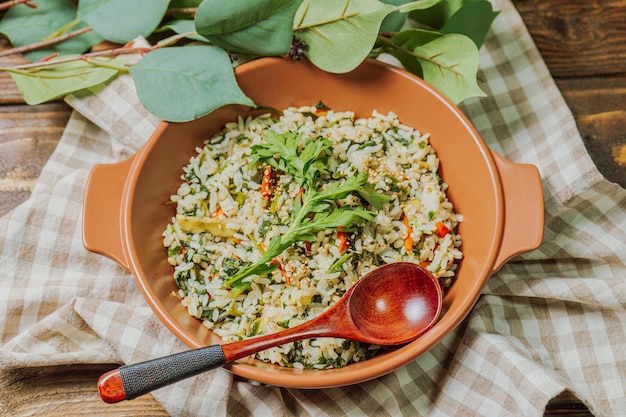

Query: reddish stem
[0,0,35,12]
[11,46,153,70]
[0,26,93,58]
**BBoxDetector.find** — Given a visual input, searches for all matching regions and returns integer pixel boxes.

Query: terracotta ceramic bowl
[83,57,544,388]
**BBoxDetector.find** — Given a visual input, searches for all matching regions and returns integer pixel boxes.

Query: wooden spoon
[98,262,443,403]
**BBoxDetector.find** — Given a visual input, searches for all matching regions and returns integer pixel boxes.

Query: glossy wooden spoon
[98,262,443,403]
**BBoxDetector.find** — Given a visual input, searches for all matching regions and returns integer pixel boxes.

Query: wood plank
[0,102,71,215]
[514,0,626,78]
[0,365,169,416]
[0,38,28,104]
[556,75,626,186]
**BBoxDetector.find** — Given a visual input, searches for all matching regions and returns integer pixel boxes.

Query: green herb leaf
[250,130,331,188]
[439,0,499,48]
[0,0,102,62]
[294,0,395,73]
[129,45,255,122]
[306,173,374,213]
[413,33,485,104]
[9,54,135,105]
[329,252,353,273]
[225,131,387,289]
[77,0,170,44]
[195,0,304,56]
[357,182,390,209]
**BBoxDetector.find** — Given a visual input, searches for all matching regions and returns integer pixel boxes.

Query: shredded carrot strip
[403,214,413,253]
[337,231,348,253]
[211,207,226,218]
[280,265,290,285]
[271,258,290,285]
[296,186,305,203]
[261,165,272,199]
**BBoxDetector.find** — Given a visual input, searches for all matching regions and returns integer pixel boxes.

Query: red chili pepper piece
[435,221,449,237]
[261,165,272,199]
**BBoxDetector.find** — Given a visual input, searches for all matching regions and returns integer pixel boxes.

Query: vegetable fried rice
[162,104,463,369]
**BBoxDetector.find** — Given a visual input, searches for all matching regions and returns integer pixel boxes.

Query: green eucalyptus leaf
[379,0,443,35]
[413,33,485,103]
[9,54,135,105]
[160,19,209,42]
[0,0,102,62]
[409,0,465,29]
[379,0,411,34]
[195,0,303,56]
[389,29,441,76]
[396,0,444,13]
[439,0,499,47]
[77,0,169,44]
[294,0,395,73]
[129,46,255,122]
[170,0,202,7]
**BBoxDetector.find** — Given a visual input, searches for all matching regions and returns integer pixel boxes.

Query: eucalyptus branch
[0,0,494,118]
[44,18,81,41]
[4,30,196,72]
[2,66,95,79]
[0,0,34,12]
[9,46,152,71]
[156,31,197,48]
[0,26,93,58]
[84,57,130,72]
[375,34,462,77]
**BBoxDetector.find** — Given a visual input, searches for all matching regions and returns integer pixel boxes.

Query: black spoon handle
[98,345,226,403]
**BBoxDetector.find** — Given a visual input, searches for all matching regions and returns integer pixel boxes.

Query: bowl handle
[491,151,544,272]
[82,156,135,271]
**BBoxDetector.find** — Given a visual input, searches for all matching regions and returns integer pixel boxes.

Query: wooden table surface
[1,1,624,415]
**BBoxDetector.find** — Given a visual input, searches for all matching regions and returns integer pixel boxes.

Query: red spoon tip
[98,368,127,403]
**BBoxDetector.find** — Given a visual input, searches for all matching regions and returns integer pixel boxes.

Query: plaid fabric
[1,0,625,415]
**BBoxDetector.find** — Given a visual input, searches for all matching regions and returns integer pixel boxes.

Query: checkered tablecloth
[1,0,624,415]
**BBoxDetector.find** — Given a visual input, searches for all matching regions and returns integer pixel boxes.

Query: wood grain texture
[0,103,70,216]
[556,76,626,186]
[0,365,169,416]
[514,0,626,78]
[0,38,28,104]
[1,0,625,415]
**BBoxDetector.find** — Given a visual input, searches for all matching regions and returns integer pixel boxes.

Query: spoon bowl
[98,262,442,403]
[348,263,443,344]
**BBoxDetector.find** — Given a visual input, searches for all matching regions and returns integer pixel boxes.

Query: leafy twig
[0,26,93,58]
[375,34,463,77]
[4,30,196,72]
[2,66,95,79]
[0,0,35,12]
[8,46,151,71]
